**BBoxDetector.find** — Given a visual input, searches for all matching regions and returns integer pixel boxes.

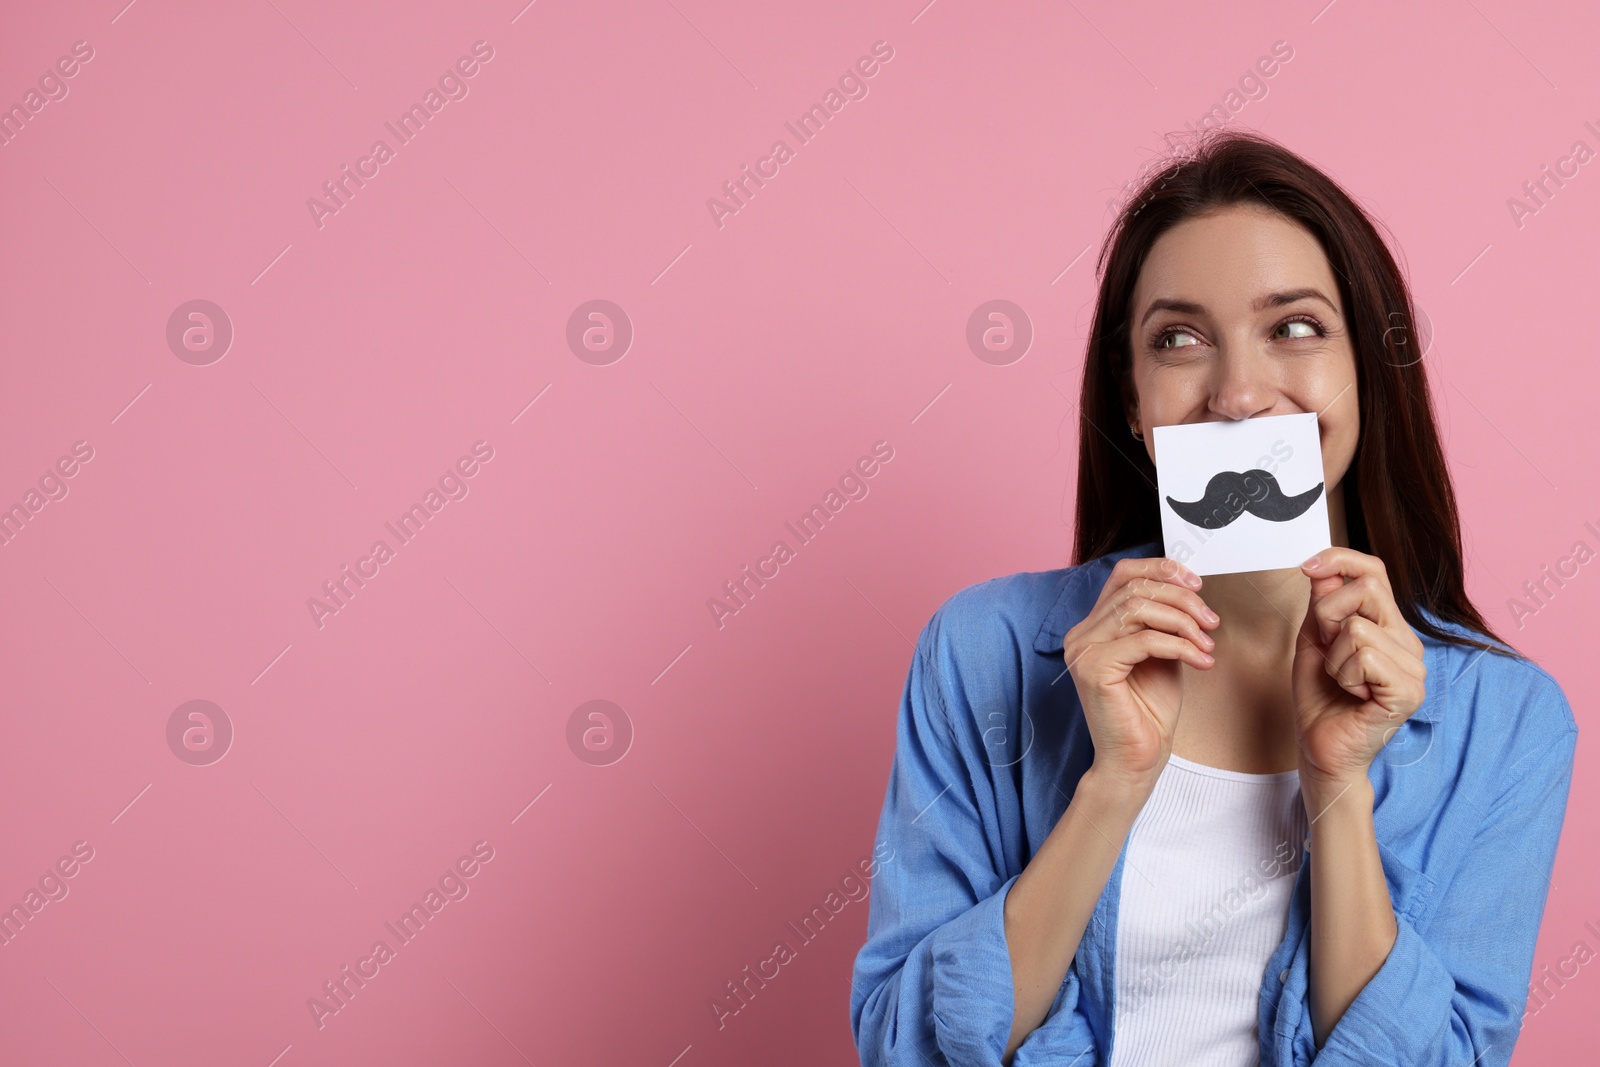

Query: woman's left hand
[1291,547,1428,789]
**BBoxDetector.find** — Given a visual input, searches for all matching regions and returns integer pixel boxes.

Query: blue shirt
[850,540,1578,1066]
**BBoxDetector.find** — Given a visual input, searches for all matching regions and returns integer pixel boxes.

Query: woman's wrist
[1299,768,1375,824]
[1077,762,1159,820]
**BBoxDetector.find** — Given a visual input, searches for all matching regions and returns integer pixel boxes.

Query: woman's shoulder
[1412,606,1578,763]
[918,542,1155,661]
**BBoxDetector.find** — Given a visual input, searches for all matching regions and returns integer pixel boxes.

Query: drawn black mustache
[1166,469,1324,529]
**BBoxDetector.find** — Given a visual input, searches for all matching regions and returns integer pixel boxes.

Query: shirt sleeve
[850,622,1102,1066]
[1303,689,1578,1066]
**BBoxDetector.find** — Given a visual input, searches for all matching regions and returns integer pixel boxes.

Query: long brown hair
[1072,128,1515,657]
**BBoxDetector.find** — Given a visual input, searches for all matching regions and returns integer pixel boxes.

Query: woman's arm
[999,555,1215,1059]
[1001,768,1149,1061]
[1295,721,1576,1065]
[1300,773,1396,1046]
[851,630,1107,1067]
[852,558,1214,1065]
[1289,548,1579,1063]
[1290,548,1428,1042]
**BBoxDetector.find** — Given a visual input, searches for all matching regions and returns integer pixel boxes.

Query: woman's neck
[1167,484,1353,773]
[1199,567,1309,652]
[1195,479,1350,642]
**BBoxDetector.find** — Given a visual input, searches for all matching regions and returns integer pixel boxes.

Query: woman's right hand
[1061,556,1219,794]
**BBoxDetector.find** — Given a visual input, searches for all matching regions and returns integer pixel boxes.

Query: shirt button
[1280,968,1290,983]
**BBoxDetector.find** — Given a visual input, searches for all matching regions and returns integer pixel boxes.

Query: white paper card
[1152,412,1331,576]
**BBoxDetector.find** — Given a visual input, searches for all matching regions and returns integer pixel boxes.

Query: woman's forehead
[1133,207,1341,316]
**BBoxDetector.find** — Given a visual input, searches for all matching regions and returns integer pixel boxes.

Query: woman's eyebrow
[1138,287,1339,328]
[1253,287,1339,314]
[1138,297,1205,328]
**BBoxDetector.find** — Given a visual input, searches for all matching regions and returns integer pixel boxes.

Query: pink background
[2,1,1596,1064]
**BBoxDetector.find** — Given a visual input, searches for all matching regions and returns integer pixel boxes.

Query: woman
[849,130,1577,1067]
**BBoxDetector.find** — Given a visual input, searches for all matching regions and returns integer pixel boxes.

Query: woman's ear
[1121,375,1148,445]
[1115,361,1139,429]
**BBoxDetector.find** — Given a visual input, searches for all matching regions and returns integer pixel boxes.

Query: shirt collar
[1031,540,1473,724]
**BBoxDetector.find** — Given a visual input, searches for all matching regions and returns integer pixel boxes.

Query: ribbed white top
[1109,753,1307,1066]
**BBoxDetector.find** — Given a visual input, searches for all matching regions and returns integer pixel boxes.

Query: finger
[1309,569,1425,660]
[1324,639,1376,701]
[1072,626,1213,684]
[1105,628,1214,673]
[1311,574,1403,645]
[1325,640,1422,715]
[1324,615,1425,686]
[1295,613,1372,702]
[1067,578,1217,678]
[1302,547,1394,594]
[1109,595,1216,654]
[1326,619,1427,714]
[1109,577,1219,634]
[1070,557,1213,669]
[1105,555,1204,600]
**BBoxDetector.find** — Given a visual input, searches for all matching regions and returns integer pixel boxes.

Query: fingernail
[1204,608,1219,623]
[1301,555,1323,570]
[1187,573,1202,588]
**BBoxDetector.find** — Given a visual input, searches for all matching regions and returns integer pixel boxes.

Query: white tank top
[1109,753,1307,1066]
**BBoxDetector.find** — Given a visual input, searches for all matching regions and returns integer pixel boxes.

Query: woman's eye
[1157,329,1198,349]
[1276,319,1319,339]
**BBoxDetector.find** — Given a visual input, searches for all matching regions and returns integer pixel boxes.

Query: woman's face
[1125,203,1361,539]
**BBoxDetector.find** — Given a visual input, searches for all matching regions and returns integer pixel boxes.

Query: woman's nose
[1207,346,1276,421]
